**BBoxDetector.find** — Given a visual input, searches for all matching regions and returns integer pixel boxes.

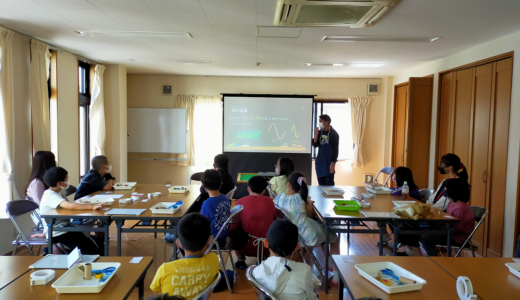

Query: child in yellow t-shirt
[151,213,220,300]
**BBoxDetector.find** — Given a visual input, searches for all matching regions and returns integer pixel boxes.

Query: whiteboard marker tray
[150,202,183,214]
[75,198,115,206]
[168,185,190,194]
[505,263,520,279]
[113,182,137,190]
[355,262,426,294]
[52,262,121,293]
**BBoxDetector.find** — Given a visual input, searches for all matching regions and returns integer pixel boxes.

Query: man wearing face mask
[75,155,117,200]
[312,114,339,186]
[36,167,104,255]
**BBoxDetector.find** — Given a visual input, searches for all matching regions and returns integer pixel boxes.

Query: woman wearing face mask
[426,153,469,211]
[269,156,295,196]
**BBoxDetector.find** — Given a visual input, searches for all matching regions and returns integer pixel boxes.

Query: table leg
[378,221,385,256]
[116,220,123,256]
[103,223,109,256]
[47,221,53,254]
[393,223,401,256]
[324,223,330,294]
[138,275,144,300]
[339,277,344,300]
[347,221,350,241]
[447,226,453,257]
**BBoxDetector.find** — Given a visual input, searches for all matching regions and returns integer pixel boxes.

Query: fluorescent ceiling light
[304,62,386,67]
[75,30,192,38]
[130,59,211,65]
[322,36,441,42]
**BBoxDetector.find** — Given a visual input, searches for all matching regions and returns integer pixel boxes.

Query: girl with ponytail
[273,172,341,284]
[427,153,469,211]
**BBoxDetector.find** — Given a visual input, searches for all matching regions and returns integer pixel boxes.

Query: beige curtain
[350,97,370,168]
[193,96,222,166]
[0,27,20,207]
[29,39,52,151]
[174,95,196,166]
[90,65,106,156]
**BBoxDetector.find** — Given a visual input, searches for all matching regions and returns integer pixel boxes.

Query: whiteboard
[127,108,186,153]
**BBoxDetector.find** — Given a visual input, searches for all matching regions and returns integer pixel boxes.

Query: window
[312,101,353,160]
[79,61,91,176]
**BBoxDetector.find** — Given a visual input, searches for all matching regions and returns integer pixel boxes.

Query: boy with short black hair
[231,176,277,269]
[151,213,219,300]
[37,167,105,255]
[253,220,319,300]
[200,169,231,246]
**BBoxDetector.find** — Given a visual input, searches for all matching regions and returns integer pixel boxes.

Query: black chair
[62,185,77,197]
[366,167,394,187]
[190,172,204,184]
[6,200,63,256]
[419,189,434,202]
[435,206,488,257]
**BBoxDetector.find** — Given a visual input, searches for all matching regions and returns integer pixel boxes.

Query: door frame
[391,82,409,170]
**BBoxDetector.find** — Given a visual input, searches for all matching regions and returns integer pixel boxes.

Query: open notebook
[30,247,99,269]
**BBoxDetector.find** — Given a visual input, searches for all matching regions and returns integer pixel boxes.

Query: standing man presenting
[312,114,339,186]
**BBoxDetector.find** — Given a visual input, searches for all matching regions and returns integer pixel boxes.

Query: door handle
[482,170,487,183]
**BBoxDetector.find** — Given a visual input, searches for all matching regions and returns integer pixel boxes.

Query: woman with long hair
[426,153,468,211]
[390,166,422,201]
[26,151,56,205]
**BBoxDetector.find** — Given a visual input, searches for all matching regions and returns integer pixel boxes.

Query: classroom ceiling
[1,0,520,77]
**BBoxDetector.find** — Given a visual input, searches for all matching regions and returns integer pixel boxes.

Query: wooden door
[436,73,453,186]
[469,63,493,255]
[486,58,513,257]
[406,77,433,189]
[452,68,474,170]
[393,85,408,168]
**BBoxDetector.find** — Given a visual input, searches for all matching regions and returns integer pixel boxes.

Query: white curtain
[90,65,106,156]
[193,96,222,166]
[350,97,370,168]
[29,39,51,151]
[0,27,20,210]
[175,95,196,166]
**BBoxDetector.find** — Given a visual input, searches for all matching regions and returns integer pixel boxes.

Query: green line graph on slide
[291,125,300,138]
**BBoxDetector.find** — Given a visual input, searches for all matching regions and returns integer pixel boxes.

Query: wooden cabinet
[391,78,433,189]
[436,57,513,257]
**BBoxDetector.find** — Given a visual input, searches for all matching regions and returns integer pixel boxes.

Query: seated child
[389,167,422,201]
[75,155,116,200]
[231,176,278,269]
[253,219,319,300]
[200,169,231,246]
[37,167,105,255]
[420,178,475,256]
[269,157,294,196]
[151,213,220,300]
[273,172,340,283]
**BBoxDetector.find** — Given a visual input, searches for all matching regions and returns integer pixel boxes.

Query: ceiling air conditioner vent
[273,0,395,28]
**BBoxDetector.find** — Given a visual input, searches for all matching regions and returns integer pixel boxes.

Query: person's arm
[331,130,339,163]
[59,200,105,211]
[103,180,114,191]
[312,128,320,147]
[448,205,465,234]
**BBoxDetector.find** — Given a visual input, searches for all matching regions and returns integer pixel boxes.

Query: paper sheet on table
[89,194,124,199]
[513,258,520,263]
[130,257,143,264]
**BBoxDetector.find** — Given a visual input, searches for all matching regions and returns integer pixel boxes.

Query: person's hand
[112,179,118,185]
[315,127,320,135]
[93,203,105,210]
[31,232,46,238]
[330,162,336,174]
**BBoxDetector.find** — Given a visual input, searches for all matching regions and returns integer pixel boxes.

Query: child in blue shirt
[200,169,231,246]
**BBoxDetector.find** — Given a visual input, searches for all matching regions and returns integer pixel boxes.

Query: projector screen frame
[221,93,316,154]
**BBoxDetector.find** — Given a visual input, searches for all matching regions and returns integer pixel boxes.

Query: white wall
[394,29,520,257]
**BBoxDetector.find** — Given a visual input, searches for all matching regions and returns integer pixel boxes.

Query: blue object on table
[167,201,183,209]
[92,266,116,275]
[381,268,399,281]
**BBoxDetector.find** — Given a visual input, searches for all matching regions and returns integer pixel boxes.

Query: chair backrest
[226,186,237,200]
[419,189,434,201]
[193,271,221,300]
[246,266,278,300]
[206,205,244,254]
[6,200,40,218]
[62,185,77,197]
[374,167,394,187]
[190,172,204,184]
[471,206,488,223]
[266,186,275,198]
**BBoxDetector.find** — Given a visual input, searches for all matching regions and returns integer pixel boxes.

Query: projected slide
[223,96,312,153]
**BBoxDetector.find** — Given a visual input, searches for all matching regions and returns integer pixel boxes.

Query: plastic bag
[393,203,431,220]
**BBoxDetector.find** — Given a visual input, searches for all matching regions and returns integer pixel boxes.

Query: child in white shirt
[253,219,320,300]
[37,167,105,255]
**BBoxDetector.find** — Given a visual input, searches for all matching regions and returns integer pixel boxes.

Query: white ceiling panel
[387,0,432,15]
[117,22,171,32]
[155,10,214,36]
[51,8,126,30]
[419,0,490,18]
[256,12,274,26]
[143,0,204,11]
[88,0,151,10]
[468,0,520,17]
[182,36,222,51]
[34,0,97,9]
[256,0,277,13]
[200,0,257,26]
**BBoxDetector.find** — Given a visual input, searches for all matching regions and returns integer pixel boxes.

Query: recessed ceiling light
[130,59,210,65]
[322,36,441,42]
[304,62,386,67]
[75,30,192,39]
